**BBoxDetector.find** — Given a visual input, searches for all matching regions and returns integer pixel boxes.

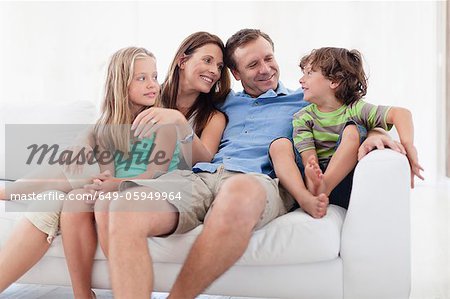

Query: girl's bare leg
[60,190,97,299]
[2,165,73,200]
[0,218,50,293]
[94,198,112,257]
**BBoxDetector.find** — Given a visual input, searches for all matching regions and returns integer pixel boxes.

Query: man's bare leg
[108,187,178,299]
[0,219,50,293]
[168,174,266,299]
[305,125,360,196]
[269,138,328,218]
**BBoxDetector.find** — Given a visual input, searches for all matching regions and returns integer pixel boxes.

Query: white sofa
[0,101,411,299]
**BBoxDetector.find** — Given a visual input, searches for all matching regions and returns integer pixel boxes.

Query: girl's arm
[84,146,116,193]
[386,107,424,187]
[97,150,115,178]
[63,127,97,175]
[87,127,178,194]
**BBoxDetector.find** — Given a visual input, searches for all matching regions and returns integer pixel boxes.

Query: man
[107,29,403,299]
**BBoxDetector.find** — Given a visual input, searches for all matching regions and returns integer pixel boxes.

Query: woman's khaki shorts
[122,165,295,234]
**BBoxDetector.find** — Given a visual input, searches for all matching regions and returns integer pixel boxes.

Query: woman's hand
[131,107,186,139]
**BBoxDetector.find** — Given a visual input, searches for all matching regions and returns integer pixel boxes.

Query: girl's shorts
[24,163,99,243]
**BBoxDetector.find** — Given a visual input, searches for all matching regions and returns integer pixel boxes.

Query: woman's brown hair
[161,32,231,136]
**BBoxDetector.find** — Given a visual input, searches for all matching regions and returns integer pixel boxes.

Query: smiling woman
[160,32,230,138]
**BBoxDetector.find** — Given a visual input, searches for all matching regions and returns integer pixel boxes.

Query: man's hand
[358,133,406,161]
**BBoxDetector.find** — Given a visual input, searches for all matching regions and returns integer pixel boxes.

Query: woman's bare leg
[60,190,97,299]
[0,218,50,293]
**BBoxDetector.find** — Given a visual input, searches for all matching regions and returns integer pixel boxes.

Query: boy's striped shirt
[293,100,392,161]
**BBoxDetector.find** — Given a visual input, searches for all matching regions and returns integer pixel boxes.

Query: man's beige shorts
[123,165,295,234]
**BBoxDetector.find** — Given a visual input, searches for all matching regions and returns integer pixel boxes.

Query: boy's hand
[358,134,406,160]
[404,143,424,188]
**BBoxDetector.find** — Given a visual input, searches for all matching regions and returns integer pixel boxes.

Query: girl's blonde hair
[94,47,157,155]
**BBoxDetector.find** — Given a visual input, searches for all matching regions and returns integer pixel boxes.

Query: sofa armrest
[341,149,411,299]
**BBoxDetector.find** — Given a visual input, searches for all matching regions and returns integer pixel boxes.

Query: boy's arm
[292,110,316,161]
[386,107,424,187]
[358,128,406,160]
[300,149,318,166]
[355,101,406,160]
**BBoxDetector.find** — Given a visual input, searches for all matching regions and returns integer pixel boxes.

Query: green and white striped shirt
[293,100,392,161]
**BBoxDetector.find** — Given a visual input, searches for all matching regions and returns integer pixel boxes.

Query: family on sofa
[0,29,423,299]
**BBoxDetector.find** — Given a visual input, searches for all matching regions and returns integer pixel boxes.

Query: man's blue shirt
[193,82,309,177]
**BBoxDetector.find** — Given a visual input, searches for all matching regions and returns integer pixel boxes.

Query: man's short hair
[225,29,274,71]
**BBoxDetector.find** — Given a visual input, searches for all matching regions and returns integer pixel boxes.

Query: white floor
[1,183,449,299]
[409,182,449,299]
[0,284,237,299]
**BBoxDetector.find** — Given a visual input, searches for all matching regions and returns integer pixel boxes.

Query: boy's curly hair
[300,47,368,105]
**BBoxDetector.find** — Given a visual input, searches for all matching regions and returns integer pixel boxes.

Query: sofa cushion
[144,205,346,265]
[0,199,346,266]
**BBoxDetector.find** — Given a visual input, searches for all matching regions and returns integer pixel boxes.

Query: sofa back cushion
[0,101,98,180]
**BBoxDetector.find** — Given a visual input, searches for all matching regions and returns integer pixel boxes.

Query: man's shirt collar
[238,82,289,99]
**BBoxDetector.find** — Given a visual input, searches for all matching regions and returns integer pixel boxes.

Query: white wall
[0,1,445,183]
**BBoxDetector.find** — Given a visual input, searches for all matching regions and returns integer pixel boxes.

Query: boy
[270,47,424,218]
